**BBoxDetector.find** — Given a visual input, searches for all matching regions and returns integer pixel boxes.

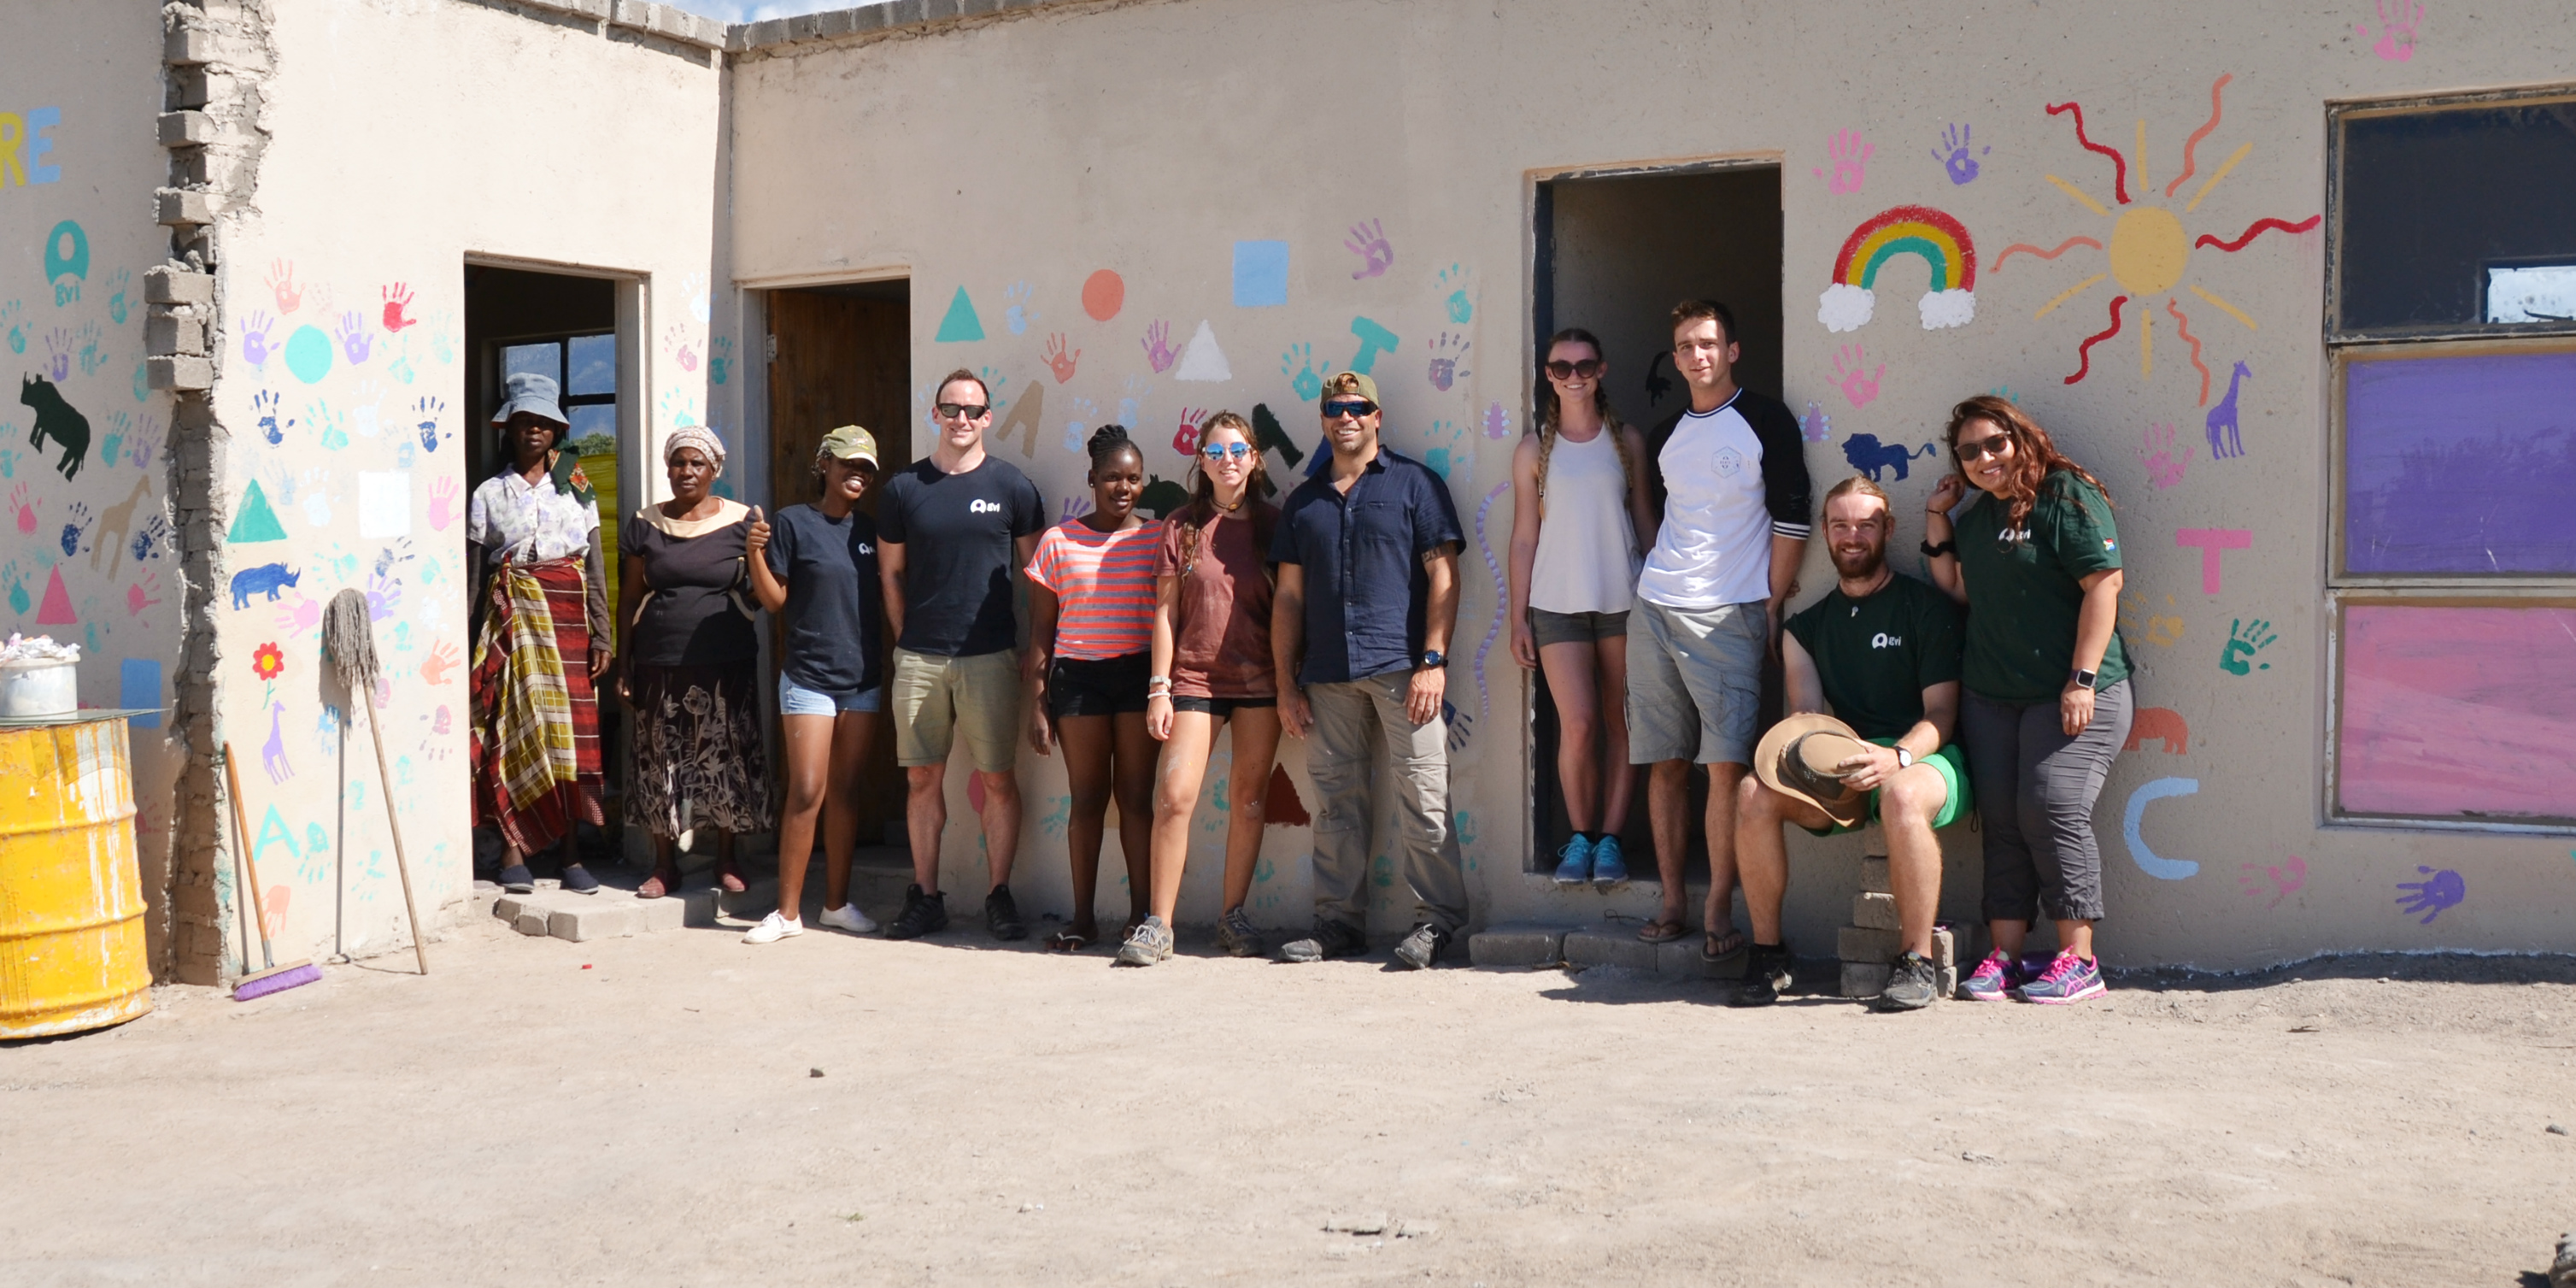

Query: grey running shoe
[1732,943,1794,1007]
[1115,915,1175,967]
[883,884,948,940]
[1215,907,1265,958]
[985,884,1029,941]
[1279,920,1366,963]
[1875,950,1940,1012]
[1392,922,1452,970]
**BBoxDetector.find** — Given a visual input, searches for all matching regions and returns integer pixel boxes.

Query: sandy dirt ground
[5,893,2574,1287]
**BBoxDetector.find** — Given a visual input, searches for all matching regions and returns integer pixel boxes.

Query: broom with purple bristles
[226,742,322,1000]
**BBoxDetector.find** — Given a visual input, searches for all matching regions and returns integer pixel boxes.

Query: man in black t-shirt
[1734,476,1971,1012]
[877,368,1047,941]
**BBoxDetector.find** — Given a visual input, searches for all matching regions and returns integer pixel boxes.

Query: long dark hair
[1533,327,1632,517]
[1175,411,1275,579]
[1942,395,2113,530]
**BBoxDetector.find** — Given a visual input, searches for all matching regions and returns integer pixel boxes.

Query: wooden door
[765,290,912,844]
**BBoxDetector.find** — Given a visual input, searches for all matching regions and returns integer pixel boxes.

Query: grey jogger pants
[1303,671,1470,934]
[1957,679,2133,924]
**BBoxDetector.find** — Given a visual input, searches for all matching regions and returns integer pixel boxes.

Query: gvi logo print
[969,499,1002,515]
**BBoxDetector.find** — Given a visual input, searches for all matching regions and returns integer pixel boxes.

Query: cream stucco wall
[0,2,187,972]
[725,0,2576,967]
[203,0,725,967]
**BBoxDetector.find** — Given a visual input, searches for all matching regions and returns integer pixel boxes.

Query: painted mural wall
[201,0,723,966]
[725,0,2576,967]
[0,3,186,971]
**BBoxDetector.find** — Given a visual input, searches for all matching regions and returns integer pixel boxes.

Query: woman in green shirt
[1923,395,2133,1005]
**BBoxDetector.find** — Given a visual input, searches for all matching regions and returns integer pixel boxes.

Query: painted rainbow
[1817,204,1980,333]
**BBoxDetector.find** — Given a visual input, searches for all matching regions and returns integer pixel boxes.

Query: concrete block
[144,267,214,305]
[1562,926,1661,973]
[168,67,216,109]
[165,26,220,66]
[1931,926,1955,969]
[157,188,213,226]
[880,0,929,29]
[1939,965,1958,997]
[1836,924,1901,964]
[1840,961,1890,998]
[1658,937,1746,980]
[1851,891,1899,931]
[145,315,205,356]
[849,5,890,32]
[158,111,216,147]
[147,356,213,391]
[1467,923,1566,967]
[514,910,549,936]
[745,17,789,45]
[1857,856,1891,893]
[551,903,643,942]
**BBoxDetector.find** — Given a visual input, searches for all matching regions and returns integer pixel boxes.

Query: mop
[322,588,431,975]
[225,744,322,999]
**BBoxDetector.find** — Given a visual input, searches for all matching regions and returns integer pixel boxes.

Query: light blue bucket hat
[490,372,570,428]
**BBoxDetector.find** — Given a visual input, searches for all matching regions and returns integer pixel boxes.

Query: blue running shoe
[1589,835,1629,891]
[1957,950,2025,1002]
[2016,950,2108,1004]
[1551,833,1594,886]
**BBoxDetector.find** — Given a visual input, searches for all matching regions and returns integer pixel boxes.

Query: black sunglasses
[1954,432,2012,462]
[1544,358,1605,380]
[1322,398,1378,420]
[935,402,991,421]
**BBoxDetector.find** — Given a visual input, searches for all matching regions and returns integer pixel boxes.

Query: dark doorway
[1528,163,1784,876]
[764,279,912,840]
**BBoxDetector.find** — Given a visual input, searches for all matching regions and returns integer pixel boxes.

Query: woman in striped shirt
[1024,425,1165,951]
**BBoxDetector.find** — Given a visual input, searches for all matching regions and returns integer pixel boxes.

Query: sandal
[1636,917,1687,944]
[1046,930,1092,952]
[1702,926,1748,962]
[636,867,680,900]
[713,862,747,895]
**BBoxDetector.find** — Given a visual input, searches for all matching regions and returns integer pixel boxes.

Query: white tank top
[1528,426,1639,615]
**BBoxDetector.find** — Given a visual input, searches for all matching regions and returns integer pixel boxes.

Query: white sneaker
[742,911,803,944]
[818,903,878,935]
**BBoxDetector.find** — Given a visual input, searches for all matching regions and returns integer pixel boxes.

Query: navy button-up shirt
[1270,445,1465,686]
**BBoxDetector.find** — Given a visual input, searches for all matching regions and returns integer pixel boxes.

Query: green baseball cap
[1319,371,1380,407]
[819,424,879,467]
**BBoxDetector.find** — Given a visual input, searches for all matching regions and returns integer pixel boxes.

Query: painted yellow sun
[1993,74,2319,403]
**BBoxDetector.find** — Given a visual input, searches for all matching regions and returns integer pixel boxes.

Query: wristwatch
[1419,650,1447,670]
[1895,746,1914,769]
[2069,668,2098,691]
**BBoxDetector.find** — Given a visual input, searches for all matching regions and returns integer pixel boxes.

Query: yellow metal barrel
[0,718,150,1038]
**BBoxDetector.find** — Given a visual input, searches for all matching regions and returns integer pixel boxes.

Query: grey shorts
[1627,598,1764,766]
[1529,608,1628,649]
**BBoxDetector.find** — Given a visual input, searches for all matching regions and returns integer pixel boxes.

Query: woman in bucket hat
[467,372,613,895]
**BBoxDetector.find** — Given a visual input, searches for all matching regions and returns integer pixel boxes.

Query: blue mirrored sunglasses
[1200,442,1252,461]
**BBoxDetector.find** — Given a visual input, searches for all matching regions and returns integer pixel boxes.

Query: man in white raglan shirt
[1627,299,1813,988]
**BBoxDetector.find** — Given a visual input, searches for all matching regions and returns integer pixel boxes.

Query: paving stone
[1562,926,1661,972]
[1466,923,1567,967]
[1857,856,1891,894]
[513,909,549,937]
[1851,891,1899,931]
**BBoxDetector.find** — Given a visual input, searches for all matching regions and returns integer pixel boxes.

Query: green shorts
[890,647,1022,773]
[1801,739,1972,837]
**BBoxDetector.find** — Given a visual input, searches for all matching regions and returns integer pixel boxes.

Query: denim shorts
[777,670,882,716]
[1530,607,1628,649]
[1048,651,1151,719]
[1170,694,1277,719]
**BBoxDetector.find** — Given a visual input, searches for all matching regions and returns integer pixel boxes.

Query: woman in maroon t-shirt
[1118,412,1282,966]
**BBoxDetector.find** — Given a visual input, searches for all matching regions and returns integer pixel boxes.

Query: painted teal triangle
[934,285,984,343]
[229,479,288,543]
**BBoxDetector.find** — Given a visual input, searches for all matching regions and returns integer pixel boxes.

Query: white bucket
[0,658,78,719]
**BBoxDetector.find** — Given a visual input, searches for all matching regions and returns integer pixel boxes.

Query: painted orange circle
[1081,269,1124,321]
[2110,206,2189,297]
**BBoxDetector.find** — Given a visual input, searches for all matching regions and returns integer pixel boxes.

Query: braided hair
[1533,327,1634,520]
[1087,423,1141,479]
[1175,411,1276,579]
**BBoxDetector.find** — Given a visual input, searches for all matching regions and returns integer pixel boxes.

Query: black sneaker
[496,863,536,895]
[1279,920,1366,963]
[1392,922,1452,970]
[558,863,600,895]
[1732,943,1794,1007]
[985,884,1029,941]
[1875,951,1939,1012]
[884,884,948,940]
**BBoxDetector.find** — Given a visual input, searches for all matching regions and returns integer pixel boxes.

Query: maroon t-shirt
[1157,502,1277,699]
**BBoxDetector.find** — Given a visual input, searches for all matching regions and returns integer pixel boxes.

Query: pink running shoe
[1957,950,2025,1002]
[2016,950,2108,1004]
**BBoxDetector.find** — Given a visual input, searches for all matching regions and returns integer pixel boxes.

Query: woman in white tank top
[1508,328,1657,894]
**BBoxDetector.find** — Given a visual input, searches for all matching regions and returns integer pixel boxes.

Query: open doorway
[1528,162,1783,875]
[762,278,912,841]
[461,263,634,866]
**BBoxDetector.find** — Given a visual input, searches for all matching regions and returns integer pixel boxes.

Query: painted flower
[252,641,285,681]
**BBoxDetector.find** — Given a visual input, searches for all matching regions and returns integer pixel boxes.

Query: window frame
[494,330,618,430]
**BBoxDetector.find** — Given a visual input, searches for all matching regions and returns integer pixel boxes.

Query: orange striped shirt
[1026,518,1164,661]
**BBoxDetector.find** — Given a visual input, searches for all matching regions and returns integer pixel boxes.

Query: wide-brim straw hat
[1752,712,1875,830]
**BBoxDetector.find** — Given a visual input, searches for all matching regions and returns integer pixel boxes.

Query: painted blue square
[120,658,161,728]
[1233,240,1289,308]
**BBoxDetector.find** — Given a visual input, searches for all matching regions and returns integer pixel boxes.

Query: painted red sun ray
[2196,215,2321,252]
[2063,294,2129,385]
[2167,298,2210,405]
[2045,100,2130,204]
[2167,73,2233,199]
[1992,236,2105,272]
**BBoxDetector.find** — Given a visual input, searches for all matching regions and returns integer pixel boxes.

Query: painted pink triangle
[34,567,75,624]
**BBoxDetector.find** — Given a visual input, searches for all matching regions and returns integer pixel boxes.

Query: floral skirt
[625,662,775,839]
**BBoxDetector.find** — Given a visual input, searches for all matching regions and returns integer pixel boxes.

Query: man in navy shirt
[1270,371,1470,968]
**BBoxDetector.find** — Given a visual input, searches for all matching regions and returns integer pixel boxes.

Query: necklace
[1213,495,1244,513]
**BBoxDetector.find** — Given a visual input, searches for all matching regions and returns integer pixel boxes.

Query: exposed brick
[1852,891,1899,931]
[144,267,214,305]
[157,111,216,146]
[1840,961,1891,998]
[1857,856,1890,894]
[156,188,214,226]
[147,356,213,391]
[145,314,205,356]
[1836,924,1901,964]
[164,26,220,66]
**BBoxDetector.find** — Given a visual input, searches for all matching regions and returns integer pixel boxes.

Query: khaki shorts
[1626,598,1765,766]
[890,647,1022,773]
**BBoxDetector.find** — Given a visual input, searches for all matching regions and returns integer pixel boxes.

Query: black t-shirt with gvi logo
[1783,571,1963,739]
[877,456,1047,656]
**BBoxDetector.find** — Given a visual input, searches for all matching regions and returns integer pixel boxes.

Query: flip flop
[1046,931,1092,952]
[1702,927,1748,962]
[1636,918,1687,944]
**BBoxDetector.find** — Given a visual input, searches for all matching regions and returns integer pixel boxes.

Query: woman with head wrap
[468,373,612,895]
[615,424,774,899]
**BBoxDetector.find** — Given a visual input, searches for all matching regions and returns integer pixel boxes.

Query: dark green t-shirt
[1785,572,1963,740]
[1950,469,2131,703]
